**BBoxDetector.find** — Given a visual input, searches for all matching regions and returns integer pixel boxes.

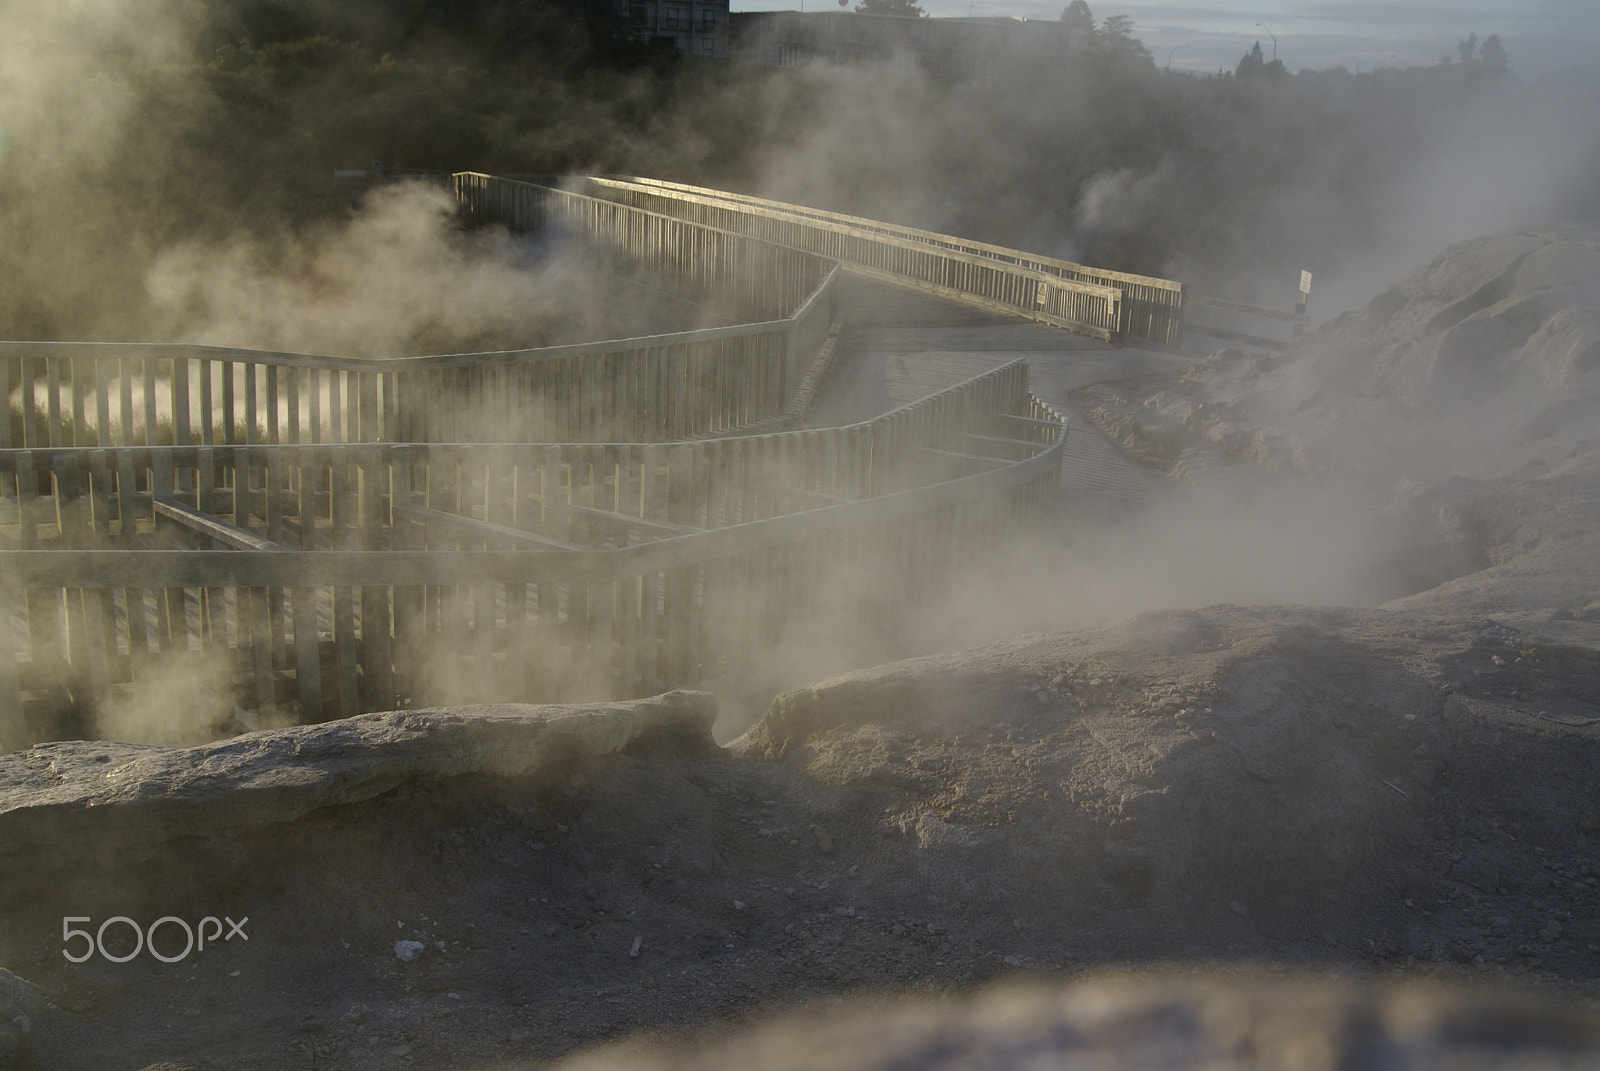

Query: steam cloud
[144,183,735,358]
[4,1,1600,745]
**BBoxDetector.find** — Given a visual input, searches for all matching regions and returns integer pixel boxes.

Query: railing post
[361,444,394,711]
[0,555,24,752]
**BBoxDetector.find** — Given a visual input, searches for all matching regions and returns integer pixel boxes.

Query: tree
[1060,0,1091,25]
[1236,39,1264,78]
[1094,14,1151,64]
[1444,30,1510,79]
[855,0,924,16]
[1061,0,1093,47]
[1480,33,1508,75]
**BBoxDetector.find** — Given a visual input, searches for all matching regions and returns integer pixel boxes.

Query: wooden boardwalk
[3,172,1198,744]
[811,277,1181,507]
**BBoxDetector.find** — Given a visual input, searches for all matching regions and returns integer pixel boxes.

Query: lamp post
[1166,43,1190,70]
[1255,22,1276,62]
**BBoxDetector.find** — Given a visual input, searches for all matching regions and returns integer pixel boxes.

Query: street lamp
[1255,22,1276,62]
[1166,43,1190,70]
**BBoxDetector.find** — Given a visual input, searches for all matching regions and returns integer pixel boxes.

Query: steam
[731,52,1600,321]
[0,0,282,342]
[5,3,1597,343]
[709,38,1600,703]
[94,648,240,747]
[143,183,734,358]
[3,0,1599,750]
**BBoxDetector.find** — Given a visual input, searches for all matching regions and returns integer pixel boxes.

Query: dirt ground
[2,605,1598,1070]
[4,228,1600,1069]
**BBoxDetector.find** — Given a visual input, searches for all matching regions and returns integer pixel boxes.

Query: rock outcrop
[556,971,1600,1071]
[0,690,716,867]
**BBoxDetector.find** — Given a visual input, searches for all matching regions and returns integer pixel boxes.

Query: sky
[728,0,1600,77]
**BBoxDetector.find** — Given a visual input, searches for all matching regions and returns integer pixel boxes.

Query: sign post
[1294,270,1312,337]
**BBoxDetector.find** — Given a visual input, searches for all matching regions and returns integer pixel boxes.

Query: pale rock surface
[0,691,716,864]
[555,972,1600,1071]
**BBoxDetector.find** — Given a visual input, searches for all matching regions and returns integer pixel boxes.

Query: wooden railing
[455,174,833,325]
[1,362,1063,736]
[583,175,1192,346]
[597,176,1336,353]
[579,176,1132,343]
[1,174,1069,748]
[1182,294,1310,350]
[0,185,839,451]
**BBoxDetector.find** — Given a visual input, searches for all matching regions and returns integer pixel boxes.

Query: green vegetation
[855,0,926,17]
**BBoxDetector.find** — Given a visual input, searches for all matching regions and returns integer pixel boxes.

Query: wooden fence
[1,174,1068,749]
[1,361,1063,741]
[592,176,1336,352]
[1182,294,1310,350]
[0,187,839,452]
[580,174,1192,345]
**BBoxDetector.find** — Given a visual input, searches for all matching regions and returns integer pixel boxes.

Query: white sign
[1299,270,1313,294]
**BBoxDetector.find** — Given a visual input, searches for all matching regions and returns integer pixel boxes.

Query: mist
[3,0,1599,744]
[7,6,1600,1067]
[5,0,1598,341]
[736,53,1600,319]
[144,182,743,357]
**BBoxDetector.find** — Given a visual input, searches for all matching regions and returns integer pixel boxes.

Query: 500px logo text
[62,916,249,963]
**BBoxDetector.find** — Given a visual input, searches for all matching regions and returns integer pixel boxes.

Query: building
[727,11,1071,79]
[623,0,731,57]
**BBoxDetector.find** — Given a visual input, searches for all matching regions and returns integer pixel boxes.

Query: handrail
[3,351,1063,730]
[584,175,1193,345]
[580,175,1127,342]
[601,176,1340,353]
[610,174,1181,292]
[1,181,840,449]
[1187,295,1307,325]
[2,438,1060,587]
[0,302,828,370]
[1182,293,1309,351]
[2,173,1070,747]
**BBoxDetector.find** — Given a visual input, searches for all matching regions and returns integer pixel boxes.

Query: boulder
[0,969,48,1071]
[555,971,1600,1071]
[0,691,716,866]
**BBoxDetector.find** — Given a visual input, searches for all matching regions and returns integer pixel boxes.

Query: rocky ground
[555,971,1600,1071]
[2,605,1598,1070]
[4,229,1600,1069]
[1080,229,1600,490]
[1073,230,1600,635]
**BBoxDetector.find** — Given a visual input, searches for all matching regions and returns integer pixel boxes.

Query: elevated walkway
[1,179,1070,743]
[0,170,1239,747]
[813,277,1177,505]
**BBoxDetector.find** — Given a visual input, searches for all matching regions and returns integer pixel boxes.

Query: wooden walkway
[3,172,1193,744]
[810,278,1182,507]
